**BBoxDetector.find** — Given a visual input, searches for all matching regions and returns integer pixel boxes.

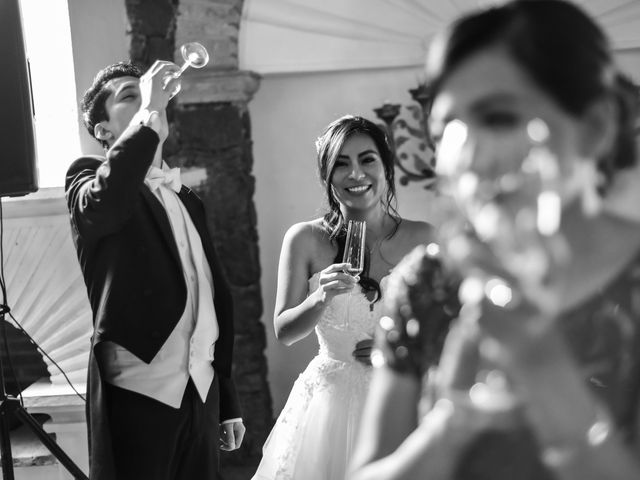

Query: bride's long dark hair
[315,115,400,301]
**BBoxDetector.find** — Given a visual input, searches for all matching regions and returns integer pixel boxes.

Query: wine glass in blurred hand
[342,220,366,328]
[437,117,567,305]
[435,117,569,411]
[163,42,210,99]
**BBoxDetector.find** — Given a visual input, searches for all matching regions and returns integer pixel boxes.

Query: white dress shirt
[98,164,219,408]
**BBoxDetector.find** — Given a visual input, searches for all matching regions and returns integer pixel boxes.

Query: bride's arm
[273,222,356,346]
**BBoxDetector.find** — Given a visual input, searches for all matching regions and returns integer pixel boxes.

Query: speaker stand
[0,310,88,480]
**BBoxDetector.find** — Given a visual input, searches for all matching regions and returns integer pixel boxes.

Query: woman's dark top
[377,244,640,479]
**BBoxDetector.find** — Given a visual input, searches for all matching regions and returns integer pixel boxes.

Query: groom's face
[95,76,141,146]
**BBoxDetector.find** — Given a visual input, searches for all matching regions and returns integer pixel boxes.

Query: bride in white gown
[252,115,433,480]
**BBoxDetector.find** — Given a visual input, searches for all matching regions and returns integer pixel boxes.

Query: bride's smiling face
[329,133,387,212]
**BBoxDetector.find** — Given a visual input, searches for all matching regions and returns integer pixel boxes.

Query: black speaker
[0,0,38,198]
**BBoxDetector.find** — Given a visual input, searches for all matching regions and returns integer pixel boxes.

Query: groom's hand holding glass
[128,60,180,142]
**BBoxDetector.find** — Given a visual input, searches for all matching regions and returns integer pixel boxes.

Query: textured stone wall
[124,0,270,476]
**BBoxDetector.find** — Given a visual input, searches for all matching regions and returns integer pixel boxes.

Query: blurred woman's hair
[426,0,638,181]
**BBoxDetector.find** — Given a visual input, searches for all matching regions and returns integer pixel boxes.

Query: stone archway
[124,0,271,476]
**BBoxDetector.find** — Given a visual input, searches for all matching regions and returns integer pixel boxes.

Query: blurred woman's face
[427,46,611,277]
[429,46,590,192]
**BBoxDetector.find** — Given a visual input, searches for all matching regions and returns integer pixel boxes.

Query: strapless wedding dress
[252,272,389,480]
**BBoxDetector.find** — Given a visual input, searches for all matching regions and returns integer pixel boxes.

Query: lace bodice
[308,273,389,362]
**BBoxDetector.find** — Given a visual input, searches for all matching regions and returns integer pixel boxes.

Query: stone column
[125,0,271,476]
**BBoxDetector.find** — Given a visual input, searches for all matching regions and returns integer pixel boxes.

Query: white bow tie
[145,166,182,193]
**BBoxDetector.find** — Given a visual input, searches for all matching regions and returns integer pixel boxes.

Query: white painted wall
[249,32,640,422]
[617,49,640,83]
[250,66,453,413]
[67,0,129,157]
[21,0,640,436]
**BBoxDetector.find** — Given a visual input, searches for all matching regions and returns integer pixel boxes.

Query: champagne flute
[163,42,210,99]
[342,220,366,328]
[439,118,567,307]
[344,220,366,276]
[436,117,568,411]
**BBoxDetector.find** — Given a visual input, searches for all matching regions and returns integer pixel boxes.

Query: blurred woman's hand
[432,319,524,439]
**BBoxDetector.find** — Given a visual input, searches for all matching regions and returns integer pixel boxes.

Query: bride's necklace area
[366,237,394,273]
[365,217,397,277]
[361,218,397,311]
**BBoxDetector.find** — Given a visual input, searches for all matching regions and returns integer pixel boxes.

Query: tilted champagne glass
[162,42,210,99]
[342,220,366,328]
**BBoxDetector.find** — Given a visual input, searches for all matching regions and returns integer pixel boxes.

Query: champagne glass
[343,220,366,277]
[436,117,568,411]
[342,220,366,328]
[163,42,210,99]
[439,118,567,307]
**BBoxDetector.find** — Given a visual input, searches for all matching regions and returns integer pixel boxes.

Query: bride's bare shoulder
[284,218,329,241]
[395,218,437,247]
[283,218,335,256]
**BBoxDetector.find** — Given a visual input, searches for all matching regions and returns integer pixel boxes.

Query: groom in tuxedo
[65,60,245,480]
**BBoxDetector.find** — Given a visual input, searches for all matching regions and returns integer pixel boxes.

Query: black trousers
[104,376,220,480]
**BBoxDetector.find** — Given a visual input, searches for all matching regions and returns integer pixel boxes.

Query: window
[19,0,81,189]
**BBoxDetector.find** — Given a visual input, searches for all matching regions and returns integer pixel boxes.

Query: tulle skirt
[252,354,372,480]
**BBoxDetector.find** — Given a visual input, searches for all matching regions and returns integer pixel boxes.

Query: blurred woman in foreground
[350,1,640,479]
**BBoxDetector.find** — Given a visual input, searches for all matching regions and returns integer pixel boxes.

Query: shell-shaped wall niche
[240,0,437,73]
[240,0,640,75]
[2,196,92,391]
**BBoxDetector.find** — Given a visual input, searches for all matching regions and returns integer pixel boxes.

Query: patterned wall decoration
[1,200,92,391]
[373,82,436,189]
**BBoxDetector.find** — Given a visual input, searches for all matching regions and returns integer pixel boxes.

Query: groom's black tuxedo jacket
[65,124,240,479]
